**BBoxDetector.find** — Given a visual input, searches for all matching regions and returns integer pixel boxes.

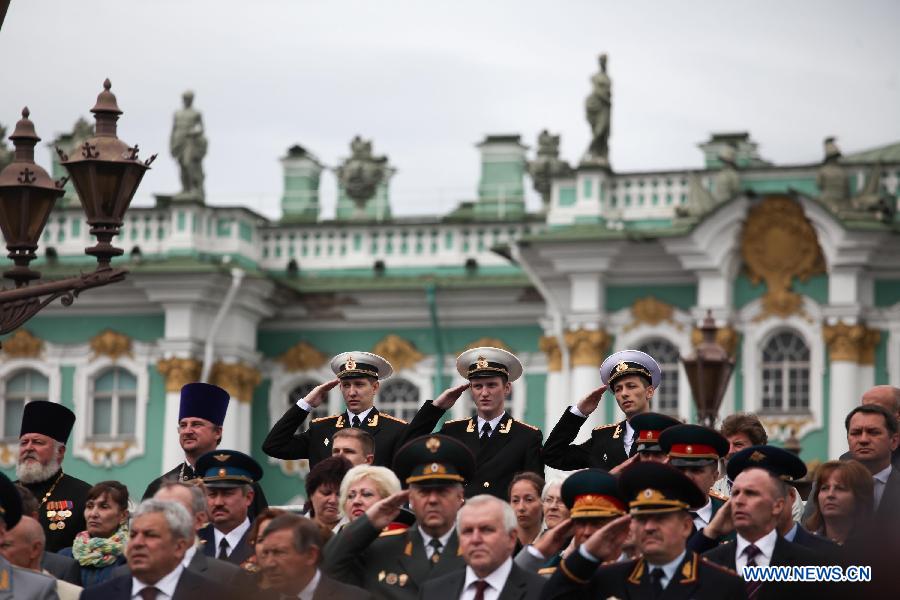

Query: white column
[221,401,251,453]
[858,365,875,399]
[829,361,859,460]
[163,391,183,470]
[544,369,564,435]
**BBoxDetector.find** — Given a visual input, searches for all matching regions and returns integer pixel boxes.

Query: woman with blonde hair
[339,464,402,523]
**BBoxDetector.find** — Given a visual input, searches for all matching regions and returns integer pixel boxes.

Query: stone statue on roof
[676,146,741,219]
[817,137,851,212]
[583,53,612,167]
[170,90,207,201]
[528,129,573,209]
[337,135,387,213]
[0,123,11,173]
[816,137,893,222]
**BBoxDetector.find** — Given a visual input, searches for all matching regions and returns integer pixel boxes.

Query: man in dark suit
[543,350,660,472]
[142,382,268,518]
[263,351,408,468]
[401,347,543,498]
[82,499,230,600]
[324,434,475,599]
[702,446,824,600]
[257,513,372,599]
[543,462,746,600]
[195,449,264,566]
[422,494,545,599]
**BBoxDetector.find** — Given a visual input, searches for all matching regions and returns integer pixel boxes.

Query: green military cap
[726,445,807,482]
[196,449,264,488]
[659,424,729,467]
[618,462,706,515]
[0,472,22,530]
[560,469,626,520]
[392,434,475,487]
[630,412,682,454]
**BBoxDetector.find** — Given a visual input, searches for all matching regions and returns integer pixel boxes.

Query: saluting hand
[582,514,631,562]
[302,379,340,408]
[433,382,471,410]
[609,452,639,475]
[365,489,411,530]
[704,498,733,540]
[532,518,574,558]
[576,384,609,416]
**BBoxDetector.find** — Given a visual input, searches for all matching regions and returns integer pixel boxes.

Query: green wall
[1,314,165,344]
[733,273,828,309]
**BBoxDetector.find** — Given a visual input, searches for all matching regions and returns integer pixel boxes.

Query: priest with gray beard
[16,401,91,552]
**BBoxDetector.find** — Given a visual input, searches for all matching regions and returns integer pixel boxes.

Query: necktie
[351,415,361,428]
[139,587,160,600]
[473,580,489,600]
[689,511,700,536]
[650,568,664,598]
[743,544,763,600]
[218,537,230,560]
[428,538,443,565]
[480,422,491,441]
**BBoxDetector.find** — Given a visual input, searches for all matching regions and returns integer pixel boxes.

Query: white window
[89,367,137,440]
[761,331,810,413]
[638,339,680,415]
[1,370,49,441]
[378,378,421,421]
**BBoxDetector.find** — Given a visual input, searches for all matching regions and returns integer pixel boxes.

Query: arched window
[288,381,327,432]
[638,339,679,415]
[761,331,810,413]
[378,378,421,422]
[90,367,137,441]
[2,370,49,440]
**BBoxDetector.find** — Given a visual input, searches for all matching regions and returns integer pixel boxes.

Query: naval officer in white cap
[400,346,543,498]
[263,351,408,468]
[543,349,661,472]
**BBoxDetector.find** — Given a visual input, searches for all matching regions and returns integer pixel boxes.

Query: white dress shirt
[181,544,198,568]
[298,569,322,600]
[872,464,892,509]
[213,517,251,558]
[476,412,506,438]
[420,528,454,560]
[296,397,375,426]
[646,549,687,589]
[691,499,713,531]
[784,522,799,543]
[132,564,184,600]
[735,528,778,572]
[461,557,513,600]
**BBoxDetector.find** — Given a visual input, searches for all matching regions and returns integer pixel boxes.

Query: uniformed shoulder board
[513,419,539,431]
[311,414,342,424]
[699,556,739,576]
[444,417,469,425]
[537,566,557,576]
[379,413,408,425]
[378,528,407,537]
[592,422,618,431]
[708,488,729,502]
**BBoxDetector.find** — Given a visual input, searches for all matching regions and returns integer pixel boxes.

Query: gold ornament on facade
[759,416,814,442]
[822,321,881,365]
[1,330,43,358]
[156,357,202,393]
[279,341,328,372]
[564,329,611,367]
[624,297,679,332]
[740,196,825,321]
[0,443,15,467]
[90,330,132,360]
[460,337,513,353]
[371,335,424,371]
[85,441,133,466]
[539,335,562,372]
[210,362,262,403]
[691,324,739,358]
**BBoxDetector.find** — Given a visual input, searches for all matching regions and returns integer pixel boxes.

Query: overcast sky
[2,0,899,219]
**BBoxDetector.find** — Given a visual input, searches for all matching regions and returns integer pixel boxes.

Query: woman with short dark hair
[304,455,352,532]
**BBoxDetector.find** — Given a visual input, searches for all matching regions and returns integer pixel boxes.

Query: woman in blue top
[60,480,129,587]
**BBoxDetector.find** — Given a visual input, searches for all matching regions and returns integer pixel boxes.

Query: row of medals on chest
[46,500,74,530]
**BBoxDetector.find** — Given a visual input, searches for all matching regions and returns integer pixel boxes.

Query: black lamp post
[681,311,736,427]
[0,79,154,339]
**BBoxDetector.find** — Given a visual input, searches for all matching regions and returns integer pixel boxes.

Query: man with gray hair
[420,494,546,599]
[0,515,82,600]
[81,499,230,600]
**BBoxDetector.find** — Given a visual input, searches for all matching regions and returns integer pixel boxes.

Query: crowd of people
[0,346,898,599]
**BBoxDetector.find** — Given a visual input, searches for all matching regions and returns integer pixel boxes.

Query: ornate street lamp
[681,311,736,427]
[0,79,154,340]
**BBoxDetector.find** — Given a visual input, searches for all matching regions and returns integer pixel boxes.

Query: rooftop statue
[676,146,740,219]
[527,129,572,209]
[816,137,894,222]
[0,124,11,173]
[170,90,207,201]
[583,53,612,167]
[337,135,387,215]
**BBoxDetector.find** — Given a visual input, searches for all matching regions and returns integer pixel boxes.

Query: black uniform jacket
[323,515,465,600]
[542,549,747,600]
[198,523,254,566]
[262,404,407,468]
[142,462,269,519]
[422,562,547,600]
[402,401,543,498]
[20,470,91,553]
[543,409,631,471]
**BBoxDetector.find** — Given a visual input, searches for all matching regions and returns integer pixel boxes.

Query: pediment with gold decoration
[371,335,424,371]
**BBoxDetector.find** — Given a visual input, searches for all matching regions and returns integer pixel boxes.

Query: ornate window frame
[0,359,62,468]
[71,345,151,467]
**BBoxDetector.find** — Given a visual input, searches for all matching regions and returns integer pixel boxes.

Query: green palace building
[1,67,899,505]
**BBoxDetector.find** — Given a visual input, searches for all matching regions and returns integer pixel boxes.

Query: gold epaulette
[379,413,408,424]
[311,414,341,423]
[593,423,617,431]
[700,556,739,576]
[514,419,539,431]
[708,488,729,502]
[537,566,557,576]
[378,528,407,537]
[445,417,468,424]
